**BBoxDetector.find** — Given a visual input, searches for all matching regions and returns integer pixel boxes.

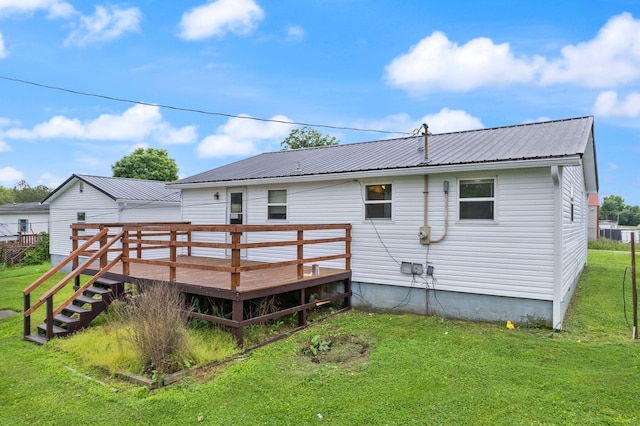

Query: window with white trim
[18,219,28,233]
[459,178,495,220]
[365,184,392,219]
[268,189,287,220]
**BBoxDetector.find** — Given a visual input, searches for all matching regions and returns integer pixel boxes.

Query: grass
[1,251,640,424]
[588,237,632,251]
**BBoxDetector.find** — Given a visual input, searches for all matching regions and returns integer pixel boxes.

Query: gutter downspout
[551,165,563,329]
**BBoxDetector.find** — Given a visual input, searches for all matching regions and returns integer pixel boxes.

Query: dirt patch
[300,334,371,368]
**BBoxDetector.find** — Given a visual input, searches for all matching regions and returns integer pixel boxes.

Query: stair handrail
[24,230,124,317]
[52,253,123,318]
[23,227,110,296]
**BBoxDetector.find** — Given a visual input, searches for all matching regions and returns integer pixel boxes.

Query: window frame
[18,219,28,233]
[267,189,287,221]
[458,177,496,221]
[364,183,393,220]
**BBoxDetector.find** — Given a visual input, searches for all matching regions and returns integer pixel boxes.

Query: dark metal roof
[173,116,595,185]
[42,175,181,204]
[0,223,16,237]
[0,202,49,213]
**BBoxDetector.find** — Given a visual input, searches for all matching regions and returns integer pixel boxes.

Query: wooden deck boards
[93,255,349,296]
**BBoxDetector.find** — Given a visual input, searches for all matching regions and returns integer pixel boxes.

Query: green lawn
[1,251,639,425]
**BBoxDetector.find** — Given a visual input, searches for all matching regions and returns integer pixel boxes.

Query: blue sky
[0,0,639,204]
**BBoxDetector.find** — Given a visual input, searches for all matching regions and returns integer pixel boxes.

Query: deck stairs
[25,278,124,345]
[23,227,126,345]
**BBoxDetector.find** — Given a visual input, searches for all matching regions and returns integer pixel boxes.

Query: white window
[18,219,28,233]
[268,190,287,220]
[459,178,495,220]
[365,184,392,219]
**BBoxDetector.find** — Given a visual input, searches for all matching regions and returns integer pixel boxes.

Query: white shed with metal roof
[42,174,182,268]
[169,116,598,329]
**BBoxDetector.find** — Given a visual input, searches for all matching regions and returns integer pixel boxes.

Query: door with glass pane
[227,188,247,258]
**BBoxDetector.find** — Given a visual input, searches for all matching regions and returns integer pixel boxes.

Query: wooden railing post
[23,293,31,337]
[136,228,142,259]
[122,227,130,276]
[45,297,53,340]
[72,226,79,288]
[297,229,304,279]
[99,225,108,269]
[231,230,241,291]
[187,227,192,257]
[170,228,177,282]
[345,225,351,270]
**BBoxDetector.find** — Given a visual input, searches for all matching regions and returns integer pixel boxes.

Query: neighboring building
[588,194,600,240]
[42,174,182,267]
[0,223,17,242]
[599,220,618,230]
[168,116,598,329]
[0,202,49,235]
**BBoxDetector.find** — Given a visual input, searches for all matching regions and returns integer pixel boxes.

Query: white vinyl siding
[0,212,49,235]
[180,168,558,302]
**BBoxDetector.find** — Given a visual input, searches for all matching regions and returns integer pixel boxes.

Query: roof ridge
[431,115,593,137]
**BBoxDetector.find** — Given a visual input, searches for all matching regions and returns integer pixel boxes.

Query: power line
[0,75,412,136]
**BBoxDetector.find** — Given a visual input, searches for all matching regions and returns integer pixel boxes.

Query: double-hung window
[268,190,287,220]
[18,219,28,233]
[365,184,392,219]
[459,178,495,220]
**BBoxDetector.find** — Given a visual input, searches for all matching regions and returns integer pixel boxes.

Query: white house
[168,116,598,329]
[0,202,49,235]
[42,174,182,267]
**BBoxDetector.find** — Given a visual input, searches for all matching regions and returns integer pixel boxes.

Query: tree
[112,148,179,181]
[0,186,15,205]
[12,180,52,203]
[600,195,626,222]
[280,127,339,150]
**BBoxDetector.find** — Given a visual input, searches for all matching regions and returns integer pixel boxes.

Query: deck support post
[232,300,244,346]
[99,225,108,269]
[298,288,307,327]
[122,228,130,275]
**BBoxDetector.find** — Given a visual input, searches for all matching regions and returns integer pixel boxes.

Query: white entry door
[227,188,247,258]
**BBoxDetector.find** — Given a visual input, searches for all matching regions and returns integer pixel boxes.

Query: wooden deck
[25,222,352,345]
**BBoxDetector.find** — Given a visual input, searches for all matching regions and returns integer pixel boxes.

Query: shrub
[22,232,50,265]
[126,282,190,376]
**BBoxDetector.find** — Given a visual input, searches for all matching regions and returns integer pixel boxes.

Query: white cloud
[385,31,542,94]
[608,163,620,170]
[286,25,305,42]
[0,140,10,152]
[65,6,141,47]
[0,166,23,183]
[37,172,63,188]
[417,108,484,133]
[0,33,8,58]
[197,114,294,158]
[385,12,640,94]
[178,0,264,41]
[4,104,198,144]
[541,13,640,87]
[593,90,640,117]
[0,0,75,19]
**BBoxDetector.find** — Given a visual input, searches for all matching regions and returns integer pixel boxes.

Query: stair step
[84,286,110,296]
[54,314,80,326]
[95,278,123,287]
[62,304,90,315]
[37,324,69,336]
[75,295,104,306]
[25,334,48,345]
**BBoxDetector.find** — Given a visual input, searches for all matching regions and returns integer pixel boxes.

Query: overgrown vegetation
[21,232,50,265]
[1,252,640,424]
[588,237,631,251]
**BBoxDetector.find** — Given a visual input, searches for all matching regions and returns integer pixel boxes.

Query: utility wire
[0,75,412,136]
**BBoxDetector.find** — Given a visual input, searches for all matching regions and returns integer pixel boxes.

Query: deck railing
[71,222,352,291]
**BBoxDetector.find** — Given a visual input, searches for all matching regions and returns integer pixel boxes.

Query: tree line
[600,195,640,227]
